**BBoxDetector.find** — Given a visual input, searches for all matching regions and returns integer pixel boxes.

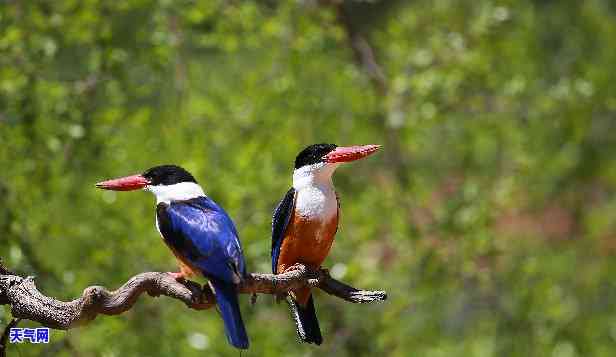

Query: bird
[271,143,381,345]
[96,165,249,349]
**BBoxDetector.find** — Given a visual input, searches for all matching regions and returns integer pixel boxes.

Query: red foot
[283,263,305,274]
[168,272,186,280]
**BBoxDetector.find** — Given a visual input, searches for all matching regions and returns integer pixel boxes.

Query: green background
[2,1,616,356]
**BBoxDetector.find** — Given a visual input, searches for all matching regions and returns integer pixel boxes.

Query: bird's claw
[167,272,186,281]
[190,301,214,310]
[250,293,257,306]
[282,263,305,274]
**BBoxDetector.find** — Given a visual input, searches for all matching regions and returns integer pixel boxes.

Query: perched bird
[96,165,249,349]
[271,144,381,345]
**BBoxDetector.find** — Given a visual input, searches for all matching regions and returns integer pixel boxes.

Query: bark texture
[0,261,386,330]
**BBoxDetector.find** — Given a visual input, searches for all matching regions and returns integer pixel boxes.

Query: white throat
[292,163,339,219]
[292,162,338,191]
[147,182,205,204]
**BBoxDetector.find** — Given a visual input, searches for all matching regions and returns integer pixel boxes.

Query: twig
[334,2,388,95]
[0,260,14,276]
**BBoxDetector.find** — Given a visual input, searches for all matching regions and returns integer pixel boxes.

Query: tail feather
[210,280,249,349]
[287,294,322,345]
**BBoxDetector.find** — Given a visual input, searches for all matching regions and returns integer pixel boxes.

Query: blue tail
[210,280,249,349]
[288,294,322,345]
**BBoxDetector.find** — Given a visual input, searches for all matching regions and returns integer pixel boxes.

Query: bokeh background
[2,0,616,356]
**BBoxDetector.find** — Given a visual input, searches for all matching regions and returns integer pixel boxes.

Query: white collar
[146,182,205,204]
[292,162,339,190]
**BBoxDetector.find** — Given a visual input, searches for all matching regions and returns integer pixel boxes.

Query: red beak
[324,144,382,163]
[95,174,150,191]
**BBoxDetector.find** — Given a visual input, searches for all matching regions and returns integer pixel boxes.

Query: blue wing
[157,196,250,349]
[271,188,296,273]
[157,196,247,284]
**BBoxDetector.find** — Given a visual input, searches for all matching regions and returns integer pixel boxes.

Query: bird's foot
[250,293,258,306]
[283,263,306,274]
[190,300,216,310]
[167,272,186,281]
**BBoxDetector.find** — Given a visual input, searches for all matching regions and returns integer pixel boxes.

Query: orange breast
[166,243,201,278]
[276,211,338,305]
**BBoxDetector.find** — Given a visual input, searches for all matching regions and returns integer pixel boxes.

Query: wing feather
[271,188,296,273]
[157,197,246,283]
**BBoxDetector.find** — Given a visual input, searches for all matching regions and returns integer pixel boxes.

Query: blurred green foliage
[2,0,616,356]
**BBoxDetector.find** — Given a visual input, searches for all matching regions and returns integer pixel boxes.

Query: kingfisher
[96,165,249,349]
[271,144,381,345]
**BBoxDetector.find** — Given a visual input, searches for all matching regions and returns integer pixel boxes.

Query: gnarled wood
[0,260,386,331]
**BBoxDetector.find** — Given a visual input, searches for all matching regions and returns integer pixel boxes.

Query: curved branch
[0,261,386,330]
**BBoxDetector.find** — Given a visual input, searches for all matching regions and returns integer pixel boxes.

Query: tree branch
[0,260,386,330]
[332,1,388,95]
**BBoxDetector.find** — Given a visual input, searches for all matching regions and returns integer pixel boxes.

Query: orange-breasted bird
[271,144,381,344]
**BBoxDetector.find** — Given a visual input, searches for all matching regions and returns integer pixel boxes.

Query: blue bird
[96,165,249,349]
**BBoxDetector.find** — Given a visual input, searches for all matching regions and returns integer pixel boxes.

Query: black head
[294,143,337,169]
[142,165,197,186]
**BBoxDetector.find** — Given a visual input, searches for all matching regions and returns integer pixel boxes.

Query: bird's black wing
[271,187,296,273]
